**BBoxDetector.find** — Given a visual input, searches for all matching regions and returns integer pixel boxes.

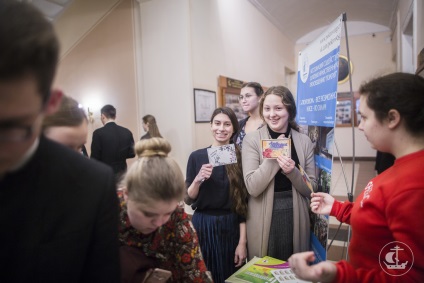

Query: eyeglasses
[0,113,42,143]
[239,94,254,101]
[0,124,34,143]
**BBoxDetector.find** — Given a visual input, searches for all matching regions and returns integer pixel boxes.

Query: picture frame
[336,92,357,127]
[224,92,247,121]
[194,88,216,123]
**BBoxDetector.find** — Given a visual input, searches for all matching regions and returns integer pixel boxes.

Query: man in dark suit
[91,105,135,181]
[0,1,120,282]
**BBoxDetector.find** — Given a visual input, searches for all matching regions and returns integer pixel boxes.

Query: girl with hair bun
[118,138,213,283]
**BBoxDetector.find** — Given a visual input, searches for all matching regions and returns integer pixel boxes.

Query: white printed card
[207,144,237,167]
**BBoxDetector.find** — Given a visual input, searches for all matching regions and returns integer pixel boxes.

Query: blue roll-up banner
[296,14,343,263]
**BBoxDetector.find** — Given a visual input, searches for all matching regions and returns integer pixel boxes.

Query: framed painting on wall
[194,88,216,123]
[336,92,357,127]
[225,93,247,120]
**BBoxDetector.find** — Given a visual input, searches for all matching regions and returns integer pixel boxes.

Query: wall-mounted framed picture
[194,88,216,123]
[336,92,357,127]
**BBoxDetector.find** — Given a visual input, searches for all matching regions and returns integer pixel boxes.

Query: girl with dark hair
[289,73,424,283]
[242,86,317,261]
[234,82,264,148]
[185,107,249,282]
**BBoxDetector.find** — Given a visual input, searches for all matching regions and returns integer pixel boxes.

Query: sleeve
[162,214,214,283]
[184,152,197,205]
[82,168,120,283]
[242,132,281,197]
[127,131,135,158]
[286,135,317,198]
[332,181,424,282]
[330,200,353,225]
[90,130,101,160]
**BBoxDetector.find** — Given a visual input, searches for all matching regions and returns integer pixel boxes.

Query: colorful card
[207,144,237,167]
[262,139,291,159]
[298,164,313,192]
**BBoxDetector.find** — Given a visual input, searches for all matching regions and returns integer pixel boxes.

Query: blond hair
[124,138,185,205]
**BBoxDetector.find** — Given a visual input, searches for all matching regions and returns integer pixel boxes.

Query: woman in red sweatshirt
[288,72,424,283]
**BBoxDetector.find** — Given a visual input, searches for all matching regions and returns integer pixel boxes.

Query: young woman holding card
[242,86,317,261]
[185,107,249,282]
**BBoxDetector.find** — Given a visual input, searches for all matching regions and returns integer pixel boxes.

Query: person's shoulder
[190,147,208,157]
[41,137,114,178]
[238,116,249,126]
[244,127,262,141]
[167,206,194,235]
[116,124,133,134]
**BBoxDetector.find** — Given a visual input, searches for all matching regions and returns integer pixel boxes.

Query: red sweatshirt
[330,150,424,283]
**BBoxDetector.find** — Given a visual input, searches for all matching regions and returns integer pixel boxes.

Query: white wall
[137,0,194,171]
[136,0,296,170]
[54,0,121,58]
[190,0,296,149]
[417,0,424,55]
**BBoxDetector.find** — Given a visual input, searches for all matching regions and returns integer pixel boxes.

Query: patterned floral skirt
[192,211,240,283]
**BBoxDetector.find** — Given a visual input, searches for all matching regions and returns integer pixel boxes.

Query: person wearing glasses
[0,1,120,282]
[233,82,264,149]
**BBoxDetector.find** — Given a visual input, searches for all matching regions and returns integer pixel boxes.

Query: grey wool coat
[242,126,317,259]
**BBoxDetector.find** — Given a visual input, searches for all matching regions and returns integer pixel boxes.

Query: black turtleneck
[267,125,300,192]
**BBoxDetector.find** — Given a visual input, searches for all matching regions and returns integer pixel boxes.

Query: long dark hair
[142,114,162,138]
[210,107,248,218]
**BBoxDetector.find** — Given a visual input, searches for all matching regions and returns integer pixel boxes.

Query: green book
[225,256,288,283]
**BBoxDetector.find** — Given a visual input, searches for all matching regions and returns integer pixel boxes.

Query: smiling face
[358,95,391,152]
[239,86,261,113]
[124,192,178,235]
[210,113,234,146]
[262,94,290,133]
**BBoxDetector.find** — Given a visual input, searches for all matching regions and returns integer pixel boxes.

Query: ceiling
[19,0,74,21]
[28,0,398,43]
[248,0,398,43]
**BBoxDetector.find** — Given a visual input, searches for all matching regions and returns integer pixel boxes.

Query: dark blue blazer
[90,122,135,176]
[0,136,120,283]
